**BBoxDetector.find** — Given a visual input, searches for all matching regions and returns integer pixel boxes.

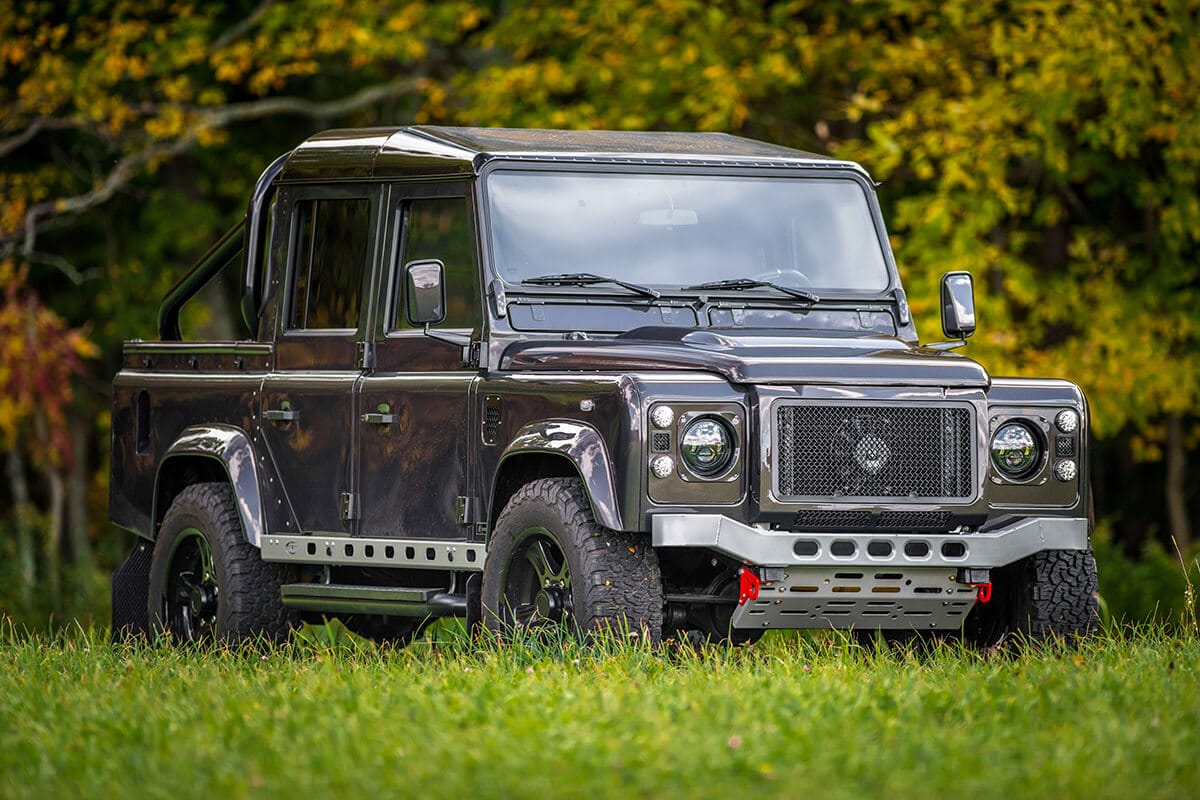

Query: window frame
[279,183,382,338]
[381,183,483,341]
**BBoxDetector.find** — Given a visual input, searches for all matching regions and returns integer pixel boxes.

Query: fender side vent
[483,396,502,445]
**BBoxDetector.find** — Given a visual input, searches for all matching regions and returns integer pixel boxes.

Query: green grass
[1,622,1196,800]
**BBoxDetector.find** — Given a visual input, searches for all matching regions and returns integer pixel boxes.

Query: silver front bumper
[651,514,1088,569]
[652,514,1088,631]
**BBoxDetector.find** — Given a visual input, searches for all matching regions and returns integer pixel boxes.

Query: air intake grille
[791,510,952,531]
[483,396,503,445]
[775,404,973,500]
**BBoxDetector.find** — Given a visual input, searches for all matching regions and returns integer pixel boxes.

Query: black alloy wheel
[499,528,573,630]
[160,527,220,640]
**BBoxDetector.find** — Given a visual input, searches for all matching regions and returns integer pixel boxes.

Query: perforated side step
[280,584,466,618]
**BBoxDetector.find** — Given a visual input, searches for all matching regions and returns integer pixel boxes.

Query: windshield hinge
[892,287,911,325]
[489,279,508,318]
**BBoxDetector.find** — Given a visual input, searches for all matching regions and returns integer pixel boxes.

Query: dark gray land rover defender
[109,127,1098,646]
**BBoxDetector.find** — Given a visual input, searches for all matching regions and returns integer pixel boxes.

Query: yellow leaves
[143,105,187,140]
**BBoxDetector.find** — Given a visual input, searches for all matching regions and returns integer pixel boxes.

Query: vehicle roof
[278,125,866,182]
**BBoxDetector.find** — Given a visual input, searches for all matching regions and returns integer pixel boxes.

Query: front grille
[775,404,973,501]
[791,509,952,532]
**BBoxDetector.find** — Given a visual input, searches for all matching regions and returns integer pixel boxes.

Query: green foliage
[1093,530,1199,630]
[0,626,1197,798]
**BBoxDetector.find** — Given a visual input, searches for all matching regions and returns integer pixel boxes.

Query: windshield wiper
[686,278,819,303]
[521,272,660,299]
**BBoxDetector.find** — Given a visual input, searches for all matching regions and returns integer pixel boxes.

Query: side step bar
[280,584,467,618]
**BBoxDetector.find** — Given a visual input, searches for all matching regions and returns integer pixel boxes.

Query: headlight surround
[990,421,1042,479]
[679,416,735,477]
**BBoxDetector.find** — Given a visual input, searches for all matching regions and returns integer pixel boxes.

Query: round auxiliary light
[680,417,734,477]
[1055,409,1080,433]
[650,455,675,479]
[650,405,675,429]
[1054,460,1078,482]
[990,422,1041,479]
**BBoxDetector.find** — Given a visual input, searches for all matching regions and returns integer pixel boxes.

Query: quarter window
[289,198,371,330]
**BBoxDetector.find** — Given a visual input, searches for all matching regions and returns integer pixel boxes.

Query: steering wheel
[752,268,814,287]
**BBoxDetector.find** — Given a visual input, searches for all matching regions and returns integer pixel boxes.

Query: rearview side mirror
[940,271,976,340]
[405,259,446,326]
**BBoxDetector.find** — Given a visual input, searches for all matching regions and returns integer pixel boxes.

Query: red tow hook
[738,567,761,605]
[973,582,993,604]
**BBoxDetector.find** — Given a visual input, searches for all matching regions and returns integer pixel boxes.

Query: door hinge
[461,341,481,369]
[358,341,375,371]
[456,496,482,525]
[341,492,359,521]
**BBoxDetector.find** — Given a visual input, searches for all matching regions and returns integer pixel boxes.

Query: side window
[289,198,371,330]
[393,197,480,330]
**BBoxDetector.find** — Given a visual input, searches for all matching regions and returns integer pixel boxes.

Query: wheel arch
[152,424,265,547]
[490,420,624,533]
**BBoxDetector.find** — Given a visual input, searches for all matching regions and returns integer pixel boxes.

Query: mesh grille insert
[776,404,973,500]
[651,431,672,453]
[791,510,953,531]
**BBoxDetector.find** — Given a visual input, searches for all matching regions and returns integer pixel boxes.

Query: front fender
[154,424,266,547]
[496,419,623,530]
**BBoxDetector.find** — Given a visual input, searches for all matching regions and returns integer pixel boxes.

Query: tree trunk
[67,415,91,570]
[1166,414,1192,552]
[6,446,36,607]
[41,466,65,615]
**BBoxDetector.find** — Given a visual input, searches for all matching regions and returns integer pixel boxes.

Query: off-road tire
[482,478,664,643]
[1014,548,1100,639]
[148,482,296,643]
[967,547,1099,647]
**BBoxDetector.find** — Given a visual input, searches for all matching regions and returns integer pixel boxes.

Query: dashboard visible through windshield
[485,169,892,295]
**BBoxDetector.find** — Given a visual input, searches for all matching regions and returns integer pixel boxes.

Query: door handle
[362,412,398,425]
[263,408,299,422]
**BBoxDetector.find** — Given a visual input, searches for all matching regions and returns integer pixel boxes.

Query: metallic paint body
[110,126,1094,633]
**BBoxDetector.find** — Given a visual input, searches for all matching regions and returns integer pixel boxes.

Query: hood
[500,328,990,387]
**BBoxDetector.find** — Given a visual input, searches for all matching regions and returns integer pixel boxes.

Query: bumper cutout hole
[793,540,819,557]
[830,540,856,557]
[867,541,893,557]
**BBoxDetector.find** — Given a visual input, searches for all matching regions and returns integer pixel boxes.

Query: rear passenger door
[261,184,381,536]
[356,183,481,543]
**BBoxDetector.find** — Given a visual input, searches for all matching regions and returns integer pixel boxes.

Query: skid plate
[732,566,978,631]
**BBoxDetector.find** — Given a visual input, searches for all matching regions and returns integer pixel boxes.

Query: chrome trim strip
[261,534,485,571]
[651,515,1088,569]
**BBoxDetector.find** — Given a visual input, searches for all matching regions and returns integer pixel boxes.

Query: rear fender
[153,424,265,547]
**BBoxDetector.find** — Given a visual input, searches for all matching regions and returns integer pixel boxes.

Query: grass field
[1,623,1196,800]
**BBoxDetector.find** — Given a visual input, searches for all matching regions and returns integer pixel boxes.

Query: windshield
[486,170,891,294]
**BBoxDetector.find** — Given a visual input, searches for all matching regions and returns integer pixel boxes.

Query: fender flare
[153,424,266,547]
[494,420,623,531]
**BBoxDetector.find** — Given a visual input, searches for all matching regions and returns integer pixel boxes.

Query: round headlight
[680,417,734,477]
[650,405,675,429]
[991,422,1041,479]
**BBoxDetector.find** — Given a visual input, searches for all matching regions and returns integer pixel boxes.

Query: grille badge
[853,435,890,474]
